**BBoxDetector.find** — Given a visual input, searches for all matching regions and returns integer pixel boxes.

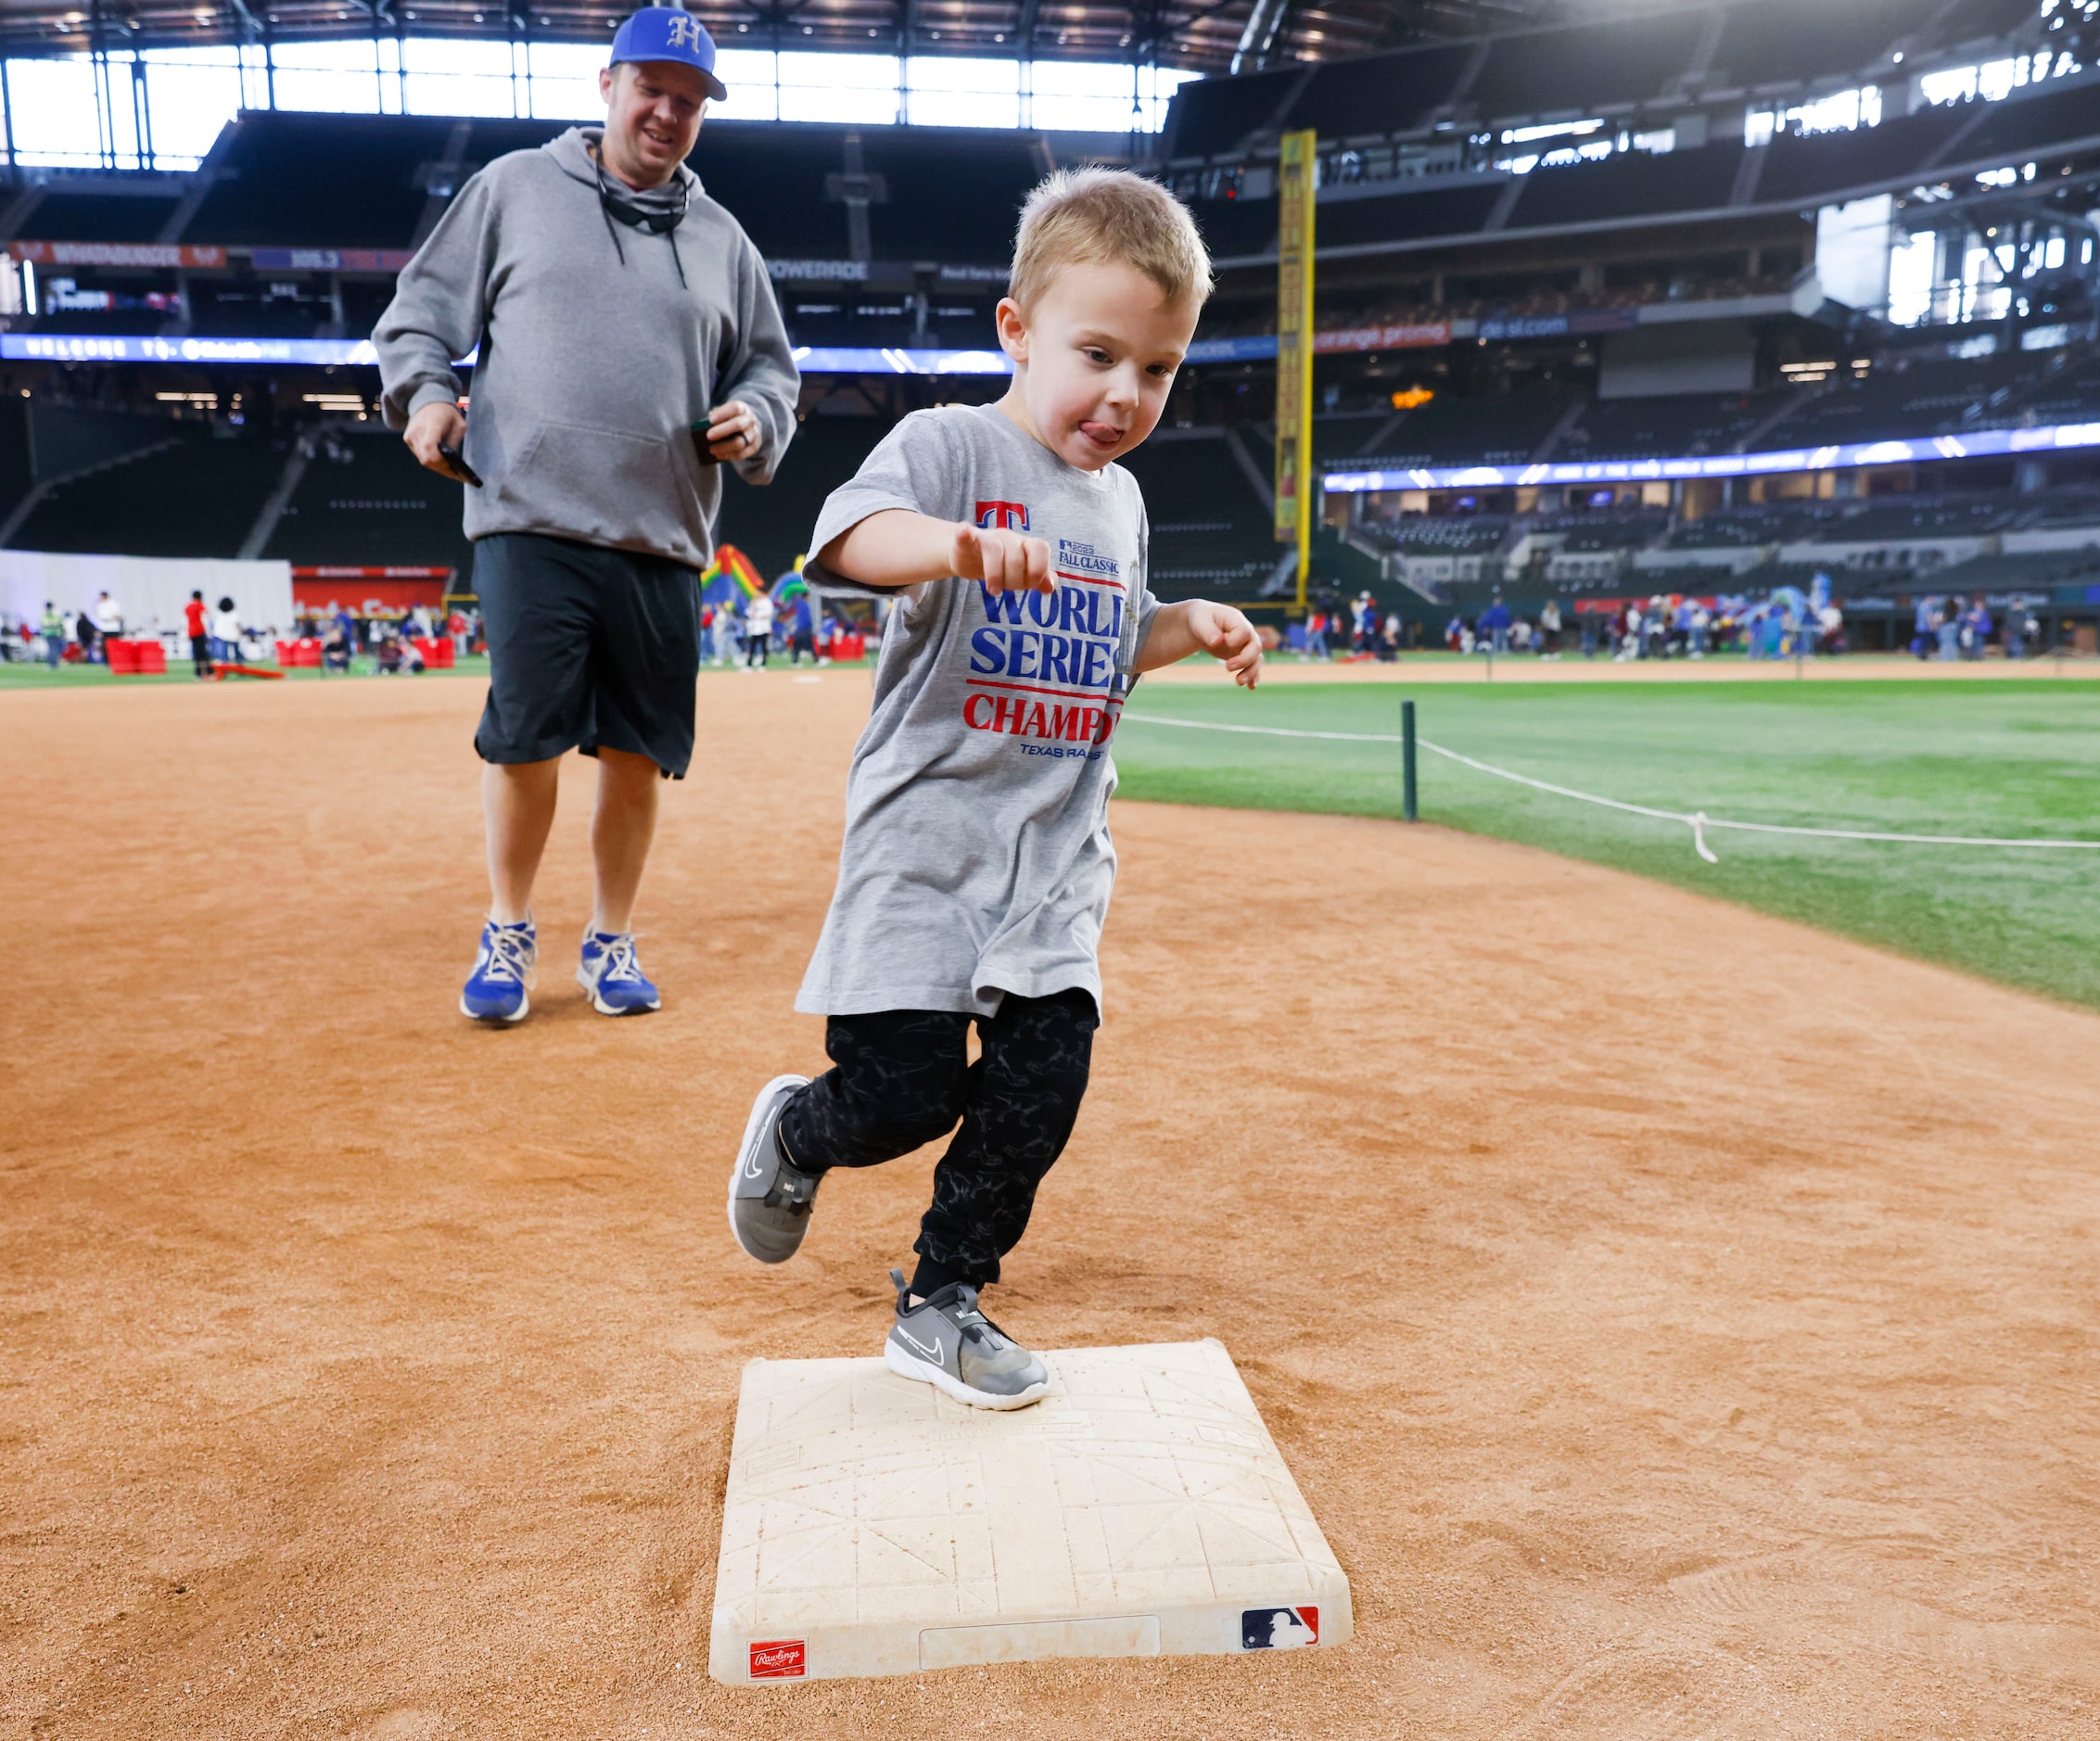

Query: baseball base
[708,1338,1350,1684]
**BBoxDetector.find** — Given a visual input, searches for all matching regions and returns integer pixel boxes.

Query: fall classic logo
[964,502,1127,751]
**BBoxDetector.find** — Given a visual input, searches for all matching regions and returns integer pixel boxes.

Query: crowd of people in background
[703,581,864,671]
[2,571,2062,675]
[1273,578,2072,667]
[1911,592,2035,660]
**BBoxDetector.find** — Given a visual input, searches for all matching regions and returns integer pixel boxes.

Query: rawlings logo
[748,1638,806,1678]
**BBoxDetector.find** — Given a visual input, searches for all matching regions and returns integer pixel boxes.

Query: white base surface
[709,1338,1351,1684]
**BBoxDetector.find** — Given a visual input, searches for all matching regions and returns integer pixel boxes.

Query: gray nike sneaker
[727,1074,819,1264]
[883,1267,1050,1410]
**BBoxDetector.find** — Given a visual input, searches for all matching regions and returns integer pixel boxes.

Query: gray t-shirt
[797,403,1159,1019]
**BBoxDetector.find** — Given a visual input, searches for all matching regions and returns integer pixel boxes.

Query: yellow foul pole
[1274,129,1317,612]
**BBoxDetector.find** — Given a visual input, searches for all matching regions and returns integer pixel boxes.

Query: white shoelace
[595,933,644,984]
[481,924,536,985]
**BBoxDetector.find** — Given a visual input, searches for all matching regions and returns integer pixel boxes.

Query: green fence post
[1402,698,1418,822]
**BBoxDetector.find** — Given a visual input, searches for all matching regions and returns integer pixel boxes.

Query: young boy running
[727,169,1262,1410]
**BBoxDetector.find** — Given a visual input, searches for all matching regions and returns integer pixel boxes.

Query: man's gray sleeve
[717,231,801,486]
[375,171,501,430]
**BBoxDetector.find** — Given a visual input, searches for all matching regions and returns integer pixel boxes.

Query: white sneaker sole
[460,989,529,1023]
[574,965,660,1016]
[885,1336,1050,1411]
[726,1074,811,1263]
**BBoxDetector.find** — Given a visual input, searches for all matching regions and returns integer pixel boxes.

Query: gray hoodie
[375,126,799,570]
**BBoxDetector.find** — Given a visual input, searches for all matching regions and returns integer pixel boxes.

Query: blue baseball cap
[610,6,729,101]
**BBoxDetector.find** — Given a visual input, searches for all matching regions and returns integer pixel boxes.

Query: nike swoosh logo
[895,1327,945,1366]
[742,1151,767,1181]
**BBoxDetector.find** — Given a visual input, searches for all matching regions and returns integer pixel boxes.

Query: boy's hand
[950,523,1054,595]
[1192,601,1264,687]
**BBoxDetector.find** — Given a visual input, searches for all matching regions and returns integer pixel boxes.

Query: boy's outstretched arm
[1134,600,1264,687]
[818,510,1055,595]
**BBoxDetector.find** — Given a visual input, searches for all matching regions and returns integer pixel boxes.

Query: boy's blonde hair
[1009,168,1213,312]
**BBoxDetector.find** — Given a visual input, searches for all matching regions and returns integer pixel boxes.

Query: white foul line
[1117,711,2100,862]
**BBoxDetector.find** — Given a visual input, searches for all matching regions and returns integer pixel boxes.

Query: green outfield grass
[1113,679,2100,1010]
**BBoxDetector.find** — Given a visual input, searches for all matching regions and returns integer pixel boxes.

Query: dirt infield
[5,673,2097,1740]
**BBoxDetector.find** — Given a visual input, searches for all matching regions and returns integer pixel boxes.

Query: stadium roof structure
[0,0,1819,74]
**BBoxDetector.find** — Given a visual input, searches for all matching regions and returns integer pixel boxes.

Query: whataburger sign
[10,241,226,269]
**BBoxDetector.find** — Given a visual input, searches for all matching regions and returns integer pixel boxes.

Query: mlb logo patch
[747,1638,806,1679]
[1241,1606,1318,1650]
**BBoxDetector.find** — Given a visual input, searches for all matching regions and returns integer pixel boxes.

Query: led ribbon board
[1322,425,2100,492]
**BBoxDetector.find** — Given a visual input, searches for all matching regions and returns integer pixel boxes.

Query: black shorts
[472,533,702,779]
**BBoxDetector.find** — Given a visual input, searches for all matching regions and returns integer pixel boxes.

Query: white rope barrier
[1118,711,2100,863]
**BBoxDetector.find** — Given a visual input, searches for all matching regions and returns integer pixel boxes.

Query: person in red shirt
[183,590,211,679]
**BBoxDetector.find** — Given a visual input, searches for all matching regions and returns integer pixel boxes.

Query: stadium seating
[1508,141,1745,229]
[14,400,194,488]
[1704,0,1923,92]
[1367,513,1510,556]
[9,428,285,558]
[1663,492,2028,551]
[1467,11,1710,121]
[1273,44,1473,142]
[1317,184,1511,252]
[1928,545,2100,593]
[1820,496,2018,540]
[1666,505,1814,548]
[1162,67,1300,160]
[1114,430,1277,598]
[860,129,1041,263]
[22,191,185,242]
[686,123,853,261]
[1756,102,1982,204]
[2014,351,2100,429]
[189,277,333,337]
[261,428,473,569]
[0,400,31,517]
[1945,70,2100,167]
[1549,510,1670,553]
[180,112,460,248]
[1353,395,1575,468]
[1758,349,2053,447]
[1554,391,1788,462]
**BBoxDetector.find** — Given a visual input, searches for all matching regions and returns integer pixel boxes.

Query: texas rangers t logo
[975,500,1030,532]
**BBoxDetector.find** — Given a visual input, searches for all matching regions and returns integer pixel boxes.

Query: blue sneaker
[461,917,536,1023]
[577,931,661,1015]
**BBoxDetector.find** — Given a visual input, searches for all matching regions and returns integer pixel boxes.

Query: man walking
[376,6,798,1023]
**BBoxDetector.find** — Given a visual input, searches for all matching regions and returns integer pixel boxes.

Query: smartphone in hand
[438,443,483,489]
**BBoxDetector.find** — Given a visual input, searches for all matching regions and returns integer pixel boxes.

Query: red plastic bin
[107,639,164,674]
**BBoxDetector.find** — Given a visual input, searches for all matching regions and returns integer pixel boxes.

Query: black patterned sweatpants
[776,989,1099,1290]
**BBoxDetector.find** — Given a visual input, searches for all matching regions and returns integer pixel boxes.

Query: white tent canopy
[1,550,294,639]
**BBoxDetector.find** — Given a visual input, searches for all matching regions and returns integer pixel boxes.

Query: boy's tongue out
[1078,420,1123,451]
